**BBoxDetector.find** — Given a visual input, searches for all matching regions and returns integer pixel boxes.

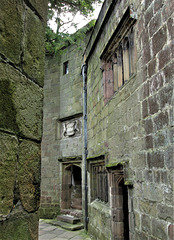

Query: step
[61,209,83,219]
[57,215,80,224]
[51,220,84,231]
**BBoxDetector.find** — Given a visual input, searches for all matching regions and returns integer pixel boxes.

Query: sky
[49,2,103,34]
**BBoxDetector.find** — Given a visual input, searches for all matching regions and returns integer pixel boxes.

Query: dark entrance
[109,168,130,240]
[61,164,82,210]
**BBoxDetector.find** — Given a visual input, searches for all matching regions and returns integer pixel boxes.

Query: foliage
[46,0,103,55]
[45,20,96,55]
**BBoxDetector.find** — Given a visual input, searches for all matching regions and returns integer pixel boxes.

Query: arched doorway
[61,164,82,210]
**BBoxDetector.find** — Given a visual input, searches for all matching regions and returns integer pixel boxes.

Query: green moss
[106,160,128,168]
[0,79,19,133]
[124,180,133,186]
[0,212,39,240]
[87,154,106,160]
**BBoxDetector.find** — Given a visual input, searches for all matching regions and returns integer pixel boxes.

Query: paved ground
[39,219,91,240]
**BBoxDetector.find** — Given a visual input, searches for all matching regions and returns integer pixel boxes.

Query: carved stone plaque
[61,117,82,138]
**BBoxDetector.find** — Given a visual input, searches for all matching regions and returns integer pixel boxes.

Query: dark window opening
[63,61,69,74]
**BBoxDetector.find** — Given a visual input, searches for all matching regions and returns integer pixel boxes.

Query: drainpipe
[81,63,88,231]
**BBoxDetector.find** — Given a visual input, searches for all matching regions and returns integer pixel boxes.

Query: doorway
[109,168,130,240]
[61,164,82,210]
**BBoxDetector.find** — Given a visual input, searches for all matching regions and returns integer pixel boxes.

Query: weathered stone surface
[152,218,168,239]
[157,204,174,222]
[152,26,167,56]
[168,224,174,240]
[0,212,39,240]
[22,8,46,86]
[42,0,174,239]
[0,62,43,140]
[147,151,164,168]
[141,214,151,234]
[28,0,48,21]
[0,133,18,217]
[18,140,41,212]
[0,0,23,64]
[0,0,47,239]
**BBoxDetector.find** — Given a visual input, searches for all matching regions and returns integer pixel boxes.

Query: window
[90,161,108,203]
[63,61,69,74]
[100,7,137,104]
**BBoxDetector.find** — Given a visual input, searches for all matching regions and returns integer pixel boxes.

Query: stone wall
[0,1,47,239]
[84,0,174,239]
[40,37,89,218]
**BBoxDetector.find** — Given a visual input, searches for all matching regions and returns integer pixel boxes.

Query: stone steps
[51,220,84,231]
[61,208,83,219]
[57,215,80,224]
[56,210,84,231]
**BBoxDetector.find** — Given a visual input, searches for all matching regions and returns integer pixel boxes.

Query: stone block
[148,95,159,115]
[163,62,174,83]
[149,73,164,95]
[158,84,173,109]
[152,218,168,239]
[148,58,156,78]
[159,45,171,70]
[162,0,174,21]
[144,6,153,26]
[168,224,174,240]
[167,17,174,40]
[134,231,148,240]
[144,169,153,182]
[143,43,151,64]
[164,146,174,170]
[22,8,45,86]
[157,204,174,222]
[142,99,148,119]
[0,133,18,217]
[0,211,39,240]
[141,214,151,234]
[152,26,167,56]
[28,0,48,22]
[18,140,41,212]
[144,118,153,135]
[149,12,162,37]
[154,0,163,13]
[143,81,150,98]
[147,151,164,168]
[153,129,168,148]
[143,184,163,202]
[0,62,43,140]
[145,0,152,10]
[139,200,157,217]
[0,0,23,64]
[153,111,169,131]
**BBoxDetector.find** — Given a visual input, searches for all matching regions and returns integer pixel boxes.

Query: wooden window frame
[100,6,137,104]
[89,160,109,203]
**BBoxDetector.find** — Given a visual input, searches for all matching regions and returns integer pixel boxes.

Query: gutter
[81,63,88,230]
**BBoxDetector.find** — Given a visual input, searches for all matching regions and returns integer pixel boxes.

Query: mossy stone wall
[0,1,47,239]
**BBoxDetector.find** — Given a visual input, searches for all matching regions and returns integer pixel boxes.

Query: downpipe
[81,63,88,231]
